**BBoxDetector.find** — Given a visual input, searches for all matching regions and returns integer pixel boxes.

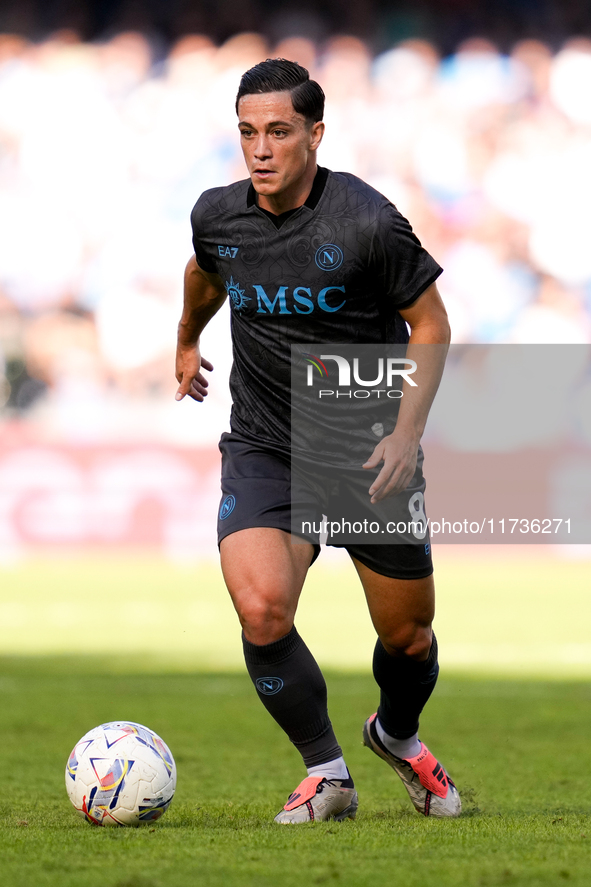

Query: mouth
[253,169,276,179]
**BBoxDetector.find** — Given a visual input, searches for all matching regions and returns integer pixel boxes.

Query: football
[65,721,176,826]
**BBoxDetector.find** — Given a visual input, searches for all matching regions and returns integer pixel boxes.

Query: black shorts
[217,432,433,581]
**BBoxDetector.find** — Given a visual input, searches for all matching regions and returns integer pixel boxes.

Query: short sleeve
[190,196,219,274]
[370,202,442,309]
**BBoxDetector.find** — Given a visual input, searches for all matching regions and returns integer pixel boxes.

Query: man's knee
[232,581,295,644]
[220,528,311,644]
[379,623,433,661]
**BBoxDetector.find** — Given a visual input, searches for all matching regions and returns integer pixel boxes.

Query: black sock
[242,626,343,768]
[373,634,439,740]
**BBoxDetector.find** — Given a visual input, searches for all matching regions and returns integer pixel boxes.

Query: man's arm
[175,255,228,402]
[363,281,450,502]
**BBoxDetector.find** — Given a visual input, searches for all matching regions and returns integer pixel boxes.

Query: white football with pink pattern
[65,721,176,826]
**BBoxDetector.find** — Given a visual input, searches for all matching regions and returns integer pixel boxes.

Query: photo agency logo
[302,351,418,399]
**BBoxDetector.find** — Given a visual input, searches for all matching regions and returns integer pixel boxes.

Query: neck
[257,160,318,215]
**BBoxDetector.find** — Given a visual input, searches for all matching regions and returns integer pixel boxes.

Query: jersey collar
[246,165,329,214]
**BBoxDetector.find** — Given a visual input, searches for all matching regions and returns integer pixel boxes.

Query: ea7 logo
[218,245,239,258]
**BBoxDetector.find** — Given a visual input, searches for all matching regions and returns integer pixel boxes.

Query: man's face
[237,91,324,201]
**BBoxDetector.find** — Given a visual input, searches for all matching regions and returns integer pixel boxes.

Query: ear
[309,120,325,151]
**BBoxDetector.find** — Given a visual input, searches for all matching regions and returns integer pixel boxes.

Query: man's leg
[220,527,357,822]
[355,561,437,753]
[353,557,460,817]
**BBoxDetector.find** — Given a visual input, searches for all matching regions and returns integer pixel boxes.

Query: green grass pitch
[0,553,590,886]
[1,550,590,675]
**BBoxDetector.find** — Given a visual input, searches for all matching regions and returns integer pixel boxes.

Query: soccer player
[175,59,460,823]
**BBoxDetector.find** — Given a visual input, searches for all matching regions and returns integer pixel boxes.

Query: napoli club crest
[315,244,343,271]
[256,677,284,695]
[219,495,236,520]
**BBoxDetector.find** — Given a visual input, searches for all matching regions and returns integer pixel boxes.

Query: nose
[254,134,272,160]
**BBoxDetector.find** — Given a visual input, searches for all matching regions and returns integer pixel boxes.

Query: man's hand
[174,256,226,402]
[175,343,213,402]
[361,283,450,503]
[363,431,420,503]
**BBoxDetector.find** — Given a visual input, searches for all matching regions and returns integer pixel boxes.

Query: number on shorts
[408,492,427,540]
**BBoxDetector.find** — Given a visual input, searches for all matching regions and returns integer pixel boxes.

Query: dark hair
[235,58,325,122]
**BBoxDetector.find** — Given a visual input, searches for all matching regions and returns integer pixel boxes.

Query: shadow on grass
[356,784,482,823]
[114,878,161,887]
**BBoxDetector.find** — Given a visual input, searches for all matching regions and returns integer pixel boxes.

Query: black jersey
[191,168,442,456]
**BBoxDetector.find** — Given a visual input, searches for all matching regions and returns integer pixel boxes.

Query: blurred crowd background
[2,0,591,448]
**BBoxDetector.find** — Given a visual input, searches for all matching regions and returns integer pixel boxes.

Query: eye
[273,129,287,137]
[240,129,253,138]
